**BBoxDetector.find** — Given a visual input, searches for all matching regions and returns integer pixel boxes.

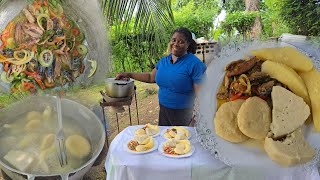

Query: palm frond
[103,0,174,68]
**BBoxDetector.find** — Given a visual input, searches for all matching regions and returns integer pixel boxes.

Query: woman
[116,27,206,126]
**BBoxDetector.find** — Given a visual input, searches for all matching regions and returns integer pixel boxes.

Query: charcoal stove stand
[99,85,139,146]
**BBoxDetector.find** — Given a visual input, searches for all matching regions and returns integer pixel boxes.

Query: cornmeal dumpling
[164,126,190,140]
[163,139,191,155]
[135,123,160,136]
[127,135,155,152]
[66,134,91,159]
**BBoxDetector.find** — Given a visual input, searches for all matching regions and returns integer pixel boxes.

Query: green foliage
[261,0,291,37]
[277,0,320,36]
[220,11,258,38]
[104,0,174,74]
[263,0,320,36]
[173,0,221,38]
[223,0,245,13]
[110,25,169,75]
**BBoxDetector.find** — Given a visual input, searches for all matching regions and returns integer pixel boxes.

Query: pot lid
[106,78,134,85]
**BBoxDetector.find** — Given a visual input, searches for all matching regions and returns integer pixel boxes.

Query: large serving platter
[195,40,320,176]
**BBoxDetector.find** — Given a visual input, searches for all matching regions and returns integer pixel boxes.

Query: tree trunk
[245,0,262,39]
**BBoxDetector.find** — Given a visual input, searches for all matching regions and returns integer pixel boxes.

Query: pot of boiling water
[0,96,106,180]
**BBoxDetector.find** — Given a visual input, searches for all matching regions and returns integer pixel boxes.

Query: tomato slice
[230,93,249,101]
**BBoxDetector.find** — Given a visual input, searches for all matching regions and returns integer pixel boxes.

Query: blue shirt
[155,53,206,109]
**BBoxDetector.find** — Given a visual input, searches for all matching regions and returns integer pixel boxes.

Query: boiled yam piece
[237,97,271,140]
[214,99,249,143]
[264,128,315,166]
[4,150,36,171]
[270,86,310,138]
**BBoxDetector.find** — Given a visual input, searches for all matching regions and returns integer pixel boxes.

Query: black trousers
[158,104,193,126]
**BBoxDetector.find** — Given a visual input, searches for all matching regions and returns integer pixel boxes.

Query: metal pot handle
[61,173,69,180]
[115,82,129,85]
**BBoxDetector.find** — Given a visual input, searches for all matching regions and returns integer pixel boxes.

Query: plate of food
[161,126,191,140]
[195,40,320,174]
[124,134,158,154]
[134,123,160,137]
[158,139,195,158]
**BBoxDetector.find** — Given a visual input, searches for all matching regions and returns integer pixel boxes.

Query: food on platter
[237,96,271,140]
[264,128,316,166]
[66,134,91,159]
[299,68,320,131]
[261,60,310,106]
[251,46,313,72]
[163,139,191,155]
[214,99,249,143]
[135,123,160,136]
[0,0,92,93]
[270,86,310,138]
[214,46,318,166]
[163,126,190,140]
[127,135,155,152]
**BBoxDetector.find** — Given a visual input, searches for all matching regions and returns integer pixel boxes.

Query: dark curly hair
[172,27,197,54]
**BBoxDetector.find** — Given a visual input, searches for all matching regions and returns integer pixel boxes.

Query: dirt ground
[0,82,160,180]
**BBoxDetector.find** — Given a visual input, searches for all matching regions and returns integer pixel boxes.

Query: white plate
[124,139,158,154]
[161,127,192,140]
[158,142,195,158]
[133,125,160,137]
[195,41,320,175]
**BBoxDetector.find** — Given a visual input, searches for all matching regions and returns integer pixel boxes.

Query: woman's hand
[115,72,130,81]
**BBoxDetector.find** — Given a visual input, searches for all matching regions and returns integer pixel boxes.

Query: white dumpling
[174,147,185,155]
[42,106,52,121]
[17,133,40,149]
[40,133,55,150]
[135,128,146,135]
[165,139,176,147]
[134,134,149,144]
[146,128,157,136]
[26,111,43,121]
[168,130,177,138]
[135,145,147,152]
[66,134,91,159]
[176,142,186,149]
[174,134,186,140]
[176,129,185,135]
[24,119,42,131]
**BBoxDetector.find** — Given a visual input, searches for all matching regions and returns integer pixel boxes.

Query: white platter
[158,142,195,158]
[161,127,192,140]
[124,139,158,154]
[194,40,320,175]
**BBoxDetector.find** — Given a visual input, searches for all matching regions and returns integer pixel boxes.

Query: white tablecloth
[105,126,320,180]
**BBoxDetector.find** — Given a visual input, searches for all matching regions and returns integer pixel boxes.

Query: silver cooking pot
[0,96,105,180]
[105,78,134,98]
